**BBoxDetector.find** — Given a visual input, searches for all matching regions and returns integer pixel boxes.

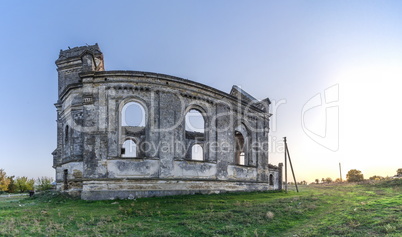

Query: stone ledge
[81,179,273,200]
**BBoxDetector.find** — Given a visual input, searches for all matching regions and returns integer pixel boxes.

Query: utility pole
[284,137,288,192]
[283,137,298,192]
[286,142,299,192]
[339,162,342,182]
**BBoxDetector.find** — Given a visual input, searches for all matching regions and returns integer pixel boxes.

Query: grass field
[0,179,401,236]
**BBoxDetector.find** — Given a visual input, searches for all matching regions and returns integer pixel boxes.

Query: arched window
[191,144,204,161]
[65,125,69,142]
[269,174,274,185]
[235,131,245,165]
[185,109,206,161]
[121,102,146,127]
[122,139,137,157]
[235,123,249,166]
[120,101,146,158]
[185,109,205,134]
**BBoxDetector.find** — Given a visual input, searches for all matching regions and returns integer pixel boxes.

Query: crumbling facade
[52,44,283,200]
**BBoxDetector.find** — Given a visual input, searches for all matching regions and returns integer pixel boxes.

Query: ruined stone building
[52,44,283,200]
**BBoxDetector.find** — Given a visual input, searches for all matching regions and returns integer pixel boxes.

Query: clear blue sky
[1,1,401,182]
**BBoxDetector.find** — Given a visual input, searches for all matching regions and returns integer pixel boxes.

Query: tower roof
[56,44,102,63]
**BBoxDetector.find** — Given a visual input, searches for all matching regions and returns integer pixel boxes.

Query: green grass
[0,179,401,236]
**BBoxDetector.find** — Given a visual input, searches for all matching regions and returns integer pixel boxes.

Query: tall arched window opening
[65,125,69,142]
[234,123,249,166]
[269,174,274,185]
[185,109,205,161]
[120,101,146,158]
[235,131,245,165]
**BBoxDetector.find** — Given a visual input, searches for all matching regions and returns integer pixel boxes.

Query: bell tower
[55,44,104,98]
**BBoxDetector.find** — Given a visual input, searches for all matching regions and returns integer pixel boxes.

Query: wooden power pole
[284,137,299,192]
[284,137,288,192]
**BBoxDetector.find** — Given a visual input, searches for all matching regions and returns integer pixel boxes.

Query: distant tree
[16,177,35,193]
[0,169,10,192]
[7,176,16,193]
[369,175,383,181]
[321,178,325,183]
[315,179,319,184]
[36,177,54,191]
[335,178,342,183]
[346,169,364,182]
[397,168,402,176]
[325,177,333,184]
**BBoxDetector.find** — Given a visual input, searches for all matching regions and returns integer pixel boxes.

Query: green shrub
[35,177,54,191]
[28,190,78,203]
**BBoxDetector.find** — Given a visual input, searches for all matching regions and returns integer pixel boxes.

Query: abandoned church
[52,44,283,200]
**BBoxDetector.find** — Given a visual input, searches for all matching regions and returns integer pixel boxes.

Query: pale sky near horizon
[1,1,401,183]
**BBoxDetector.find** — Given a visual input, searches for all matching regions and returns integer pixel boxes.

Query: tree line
[0,169,54,194]
[313,168,402,184]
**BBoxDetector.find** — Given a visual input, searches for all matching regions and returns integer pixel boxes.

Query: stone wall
[53,44,282,200]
